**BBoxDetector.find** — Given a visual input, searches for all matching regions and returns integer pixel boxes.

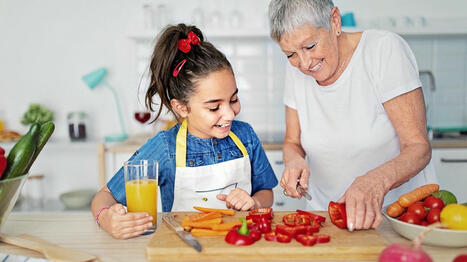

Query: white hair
[268,0,334,42]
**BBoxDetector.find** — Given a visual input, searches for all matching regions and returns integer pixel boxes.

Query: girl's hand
[98,203,154,239]
[216,188,256,211]
[281,157,309,198]
[338,172,386,231]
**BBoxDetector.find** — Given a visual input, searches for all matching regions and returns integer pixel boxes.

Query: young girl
[91,24,278,239]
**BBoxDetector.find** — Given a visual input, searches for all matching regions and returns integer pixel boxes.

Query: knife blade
[162,214,202,253]
[296,184,312,201]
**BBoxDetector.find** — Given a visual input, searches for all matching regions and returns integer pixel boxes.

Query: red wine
[134,112,151,123]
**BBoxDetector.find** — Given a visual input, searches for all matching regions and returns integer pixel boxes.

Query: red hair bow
[177,31,200,53]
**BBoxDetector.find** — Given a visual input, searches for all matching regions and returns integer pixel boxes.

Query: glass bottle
[67,112,88,141]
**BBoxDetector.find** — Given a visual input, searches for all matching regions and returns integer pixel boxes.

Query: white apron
[171,119,252,211]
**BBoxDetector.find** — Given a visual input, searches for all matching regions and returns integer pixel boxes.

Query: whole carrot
[397,184,439,208]
[386,201,405,217]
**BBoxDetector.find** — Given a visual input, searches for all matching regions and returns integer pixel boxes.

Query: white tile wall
[406,36,467,129]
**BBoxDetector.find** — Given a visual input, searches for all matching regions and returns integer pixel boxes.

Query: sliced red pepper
[297,209,326,223]
[248,208,273,223]
[296,234,317,246]
[264,230,277,242]
[282,213,311,227]
[328,201,347,229]
[276,233,292,243]
[315,234,331,243]
[304,224,320,234]
[275,224,297,238]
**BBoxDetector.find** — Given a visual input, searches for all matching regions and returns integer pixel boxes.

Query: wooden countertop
[0,212,465,261]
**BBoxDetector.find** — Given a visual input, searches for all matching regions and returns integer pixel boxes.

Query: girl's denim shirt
[107,120,278,212]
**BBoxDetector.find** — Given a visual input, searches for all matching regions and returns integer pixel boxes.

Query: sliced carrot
[386,201,405,217]
[187,212,222,222]
[182,217,223,229]
[193,206,235,216]
[190,228,229,237]
[210,219,253,231]
[397,184,440,208]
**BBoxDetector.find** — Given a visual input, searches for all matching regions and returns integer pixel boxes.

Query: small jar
[67,112,88,141]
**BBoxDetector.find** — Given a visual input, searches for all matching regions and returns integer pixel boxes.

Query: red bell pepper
[328,201,347,229]
[315,234,331,243]
[296,234,317,246]
[296,209,326,223]
[256,216,272,233]
[247,208,273,223]
[264,230,292,243]
[225,218,261,246]
[275,224,299,238]
[0,146,6,179]
[282,213,311,227]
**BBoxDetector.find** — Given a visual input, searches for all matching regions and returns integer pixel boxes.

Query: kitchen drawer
[266,150,307,211]
[432,148,467,203]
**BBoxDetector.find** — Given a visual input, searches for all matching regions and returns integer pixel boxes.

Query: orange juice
[125,179,158,225]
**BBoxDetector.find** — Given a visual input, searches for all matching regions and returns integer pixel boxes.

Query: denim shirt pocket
[229,148,243,159]
[186,155,205,167]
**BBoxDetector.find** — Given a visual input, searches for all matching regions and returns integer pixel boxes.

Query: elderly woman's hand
[281,157,310,198]
[338,172,387,231]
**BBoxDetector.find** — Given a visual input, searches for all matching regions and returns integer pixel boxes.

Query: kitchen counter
[0,212,465,261]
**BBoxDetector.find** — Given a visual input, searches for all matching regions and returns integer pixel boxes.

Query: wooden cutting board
[146,211,388,261]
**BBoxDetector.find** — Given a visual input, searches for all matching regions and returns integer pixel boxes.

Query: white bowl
[383,206,467,247]
[59,189,96,209]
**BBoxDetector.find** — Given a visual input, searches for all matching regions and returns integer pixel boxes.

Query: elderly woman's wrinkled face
[279,24,339,86]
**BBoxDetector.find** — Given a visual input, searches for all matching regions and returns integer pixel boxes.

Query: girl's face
[279,24,339,86]
[184,68,240,139]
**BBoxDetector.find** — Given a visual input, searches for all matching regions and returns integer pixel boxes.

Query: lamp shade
[82,68,107,89]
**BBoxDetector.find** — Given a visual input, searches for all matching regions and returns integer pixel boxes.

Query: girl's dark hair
[146,23,232,122]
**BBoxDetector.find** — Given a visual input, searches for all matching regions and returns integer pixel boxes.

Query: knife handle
[162,214,184,232]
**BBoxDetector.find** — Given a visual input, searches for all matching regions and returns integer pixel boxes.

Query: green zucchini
[3,123,40,179]
[24,121,55,173]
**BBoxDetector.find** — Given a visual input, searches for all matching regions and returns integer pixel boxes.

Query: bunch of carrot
[181,206,251,237]
[386,184,439,217]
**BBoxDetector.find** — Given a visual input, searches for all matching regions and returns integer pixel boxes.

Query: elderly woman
[268,0,437,231]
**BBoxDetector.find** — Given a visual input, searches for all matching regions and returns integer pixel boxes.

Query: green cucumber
[3,123,40,179]
[24,121,55,173]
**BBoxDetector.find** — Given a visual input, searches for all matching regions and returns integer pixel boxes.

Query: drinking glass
[124,160,158,234]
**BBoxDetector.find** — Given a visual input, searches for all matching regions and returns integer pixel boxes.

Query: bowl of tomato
[383,205,467,247]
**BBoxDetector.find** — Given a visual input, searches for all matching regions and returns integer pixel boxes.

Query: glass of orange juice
[124,159,158,234]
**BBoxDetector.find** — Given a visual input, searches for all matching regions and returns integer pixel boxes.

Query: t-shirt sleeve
[107,132,169,205]
[246,124,278,194]
[373,32,421,102]
[283,64,297,109]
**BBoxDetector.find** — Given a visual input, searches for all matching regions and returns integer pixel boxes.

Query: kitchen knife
[296,184,312,201]
[162,214,202,253]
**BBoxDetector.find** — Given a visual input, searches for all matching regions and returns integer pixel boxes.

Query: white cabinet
[432,148,467,203]
[265,150,307,211]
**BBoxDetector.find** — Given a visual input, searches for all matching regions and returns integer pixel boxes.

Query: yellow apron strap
[229,131,248,157]
[176,119,187,167]
[176,119,248,167]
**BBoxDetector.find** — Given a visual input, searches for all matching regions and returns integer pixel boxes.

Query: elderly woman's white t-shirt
[283,29,437,210]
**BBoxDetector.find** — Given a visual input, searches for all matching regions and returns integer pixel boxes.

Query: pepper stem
[237,218,250,235]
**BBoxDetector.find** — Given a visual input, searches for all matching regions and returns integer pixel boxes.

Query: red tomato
[407,202,426,219]
[420,220,429,226]
[296,234,317,246]
[398,212,421,225]
[426,207,441,224]
[423,196,445,210]
[328,201,347,229]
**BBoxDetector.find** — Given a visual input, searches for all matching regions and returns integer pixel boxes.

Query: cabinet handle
[275,160,284,165]
[440,158,467,163]
[275,201,284,206]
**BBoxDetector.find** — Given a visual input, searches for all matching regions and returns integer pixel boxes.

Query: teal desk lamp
[82,68,128,142]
